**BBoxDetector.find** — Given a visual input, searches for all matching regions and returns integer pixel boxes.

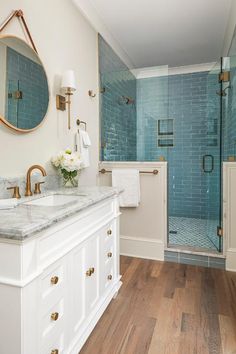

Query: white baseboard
[226,248,236,271]
[120,235,164,261]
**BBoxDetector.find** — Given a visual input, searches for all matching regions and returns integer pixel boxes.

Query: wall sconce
[56,70,76,129]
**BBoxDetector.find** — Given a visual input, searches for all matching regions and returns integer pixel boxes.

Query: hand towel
[75,130,91,168]
[81,130,91,148]
[112,169,140,207]
[0,198,18,210]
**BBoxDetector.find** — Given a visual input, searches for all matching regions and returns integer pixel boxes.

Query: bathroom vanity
[0,186,121,354]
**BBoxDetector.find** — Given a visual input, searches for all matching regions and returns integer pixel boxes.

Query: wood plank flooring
[80,256,236,354]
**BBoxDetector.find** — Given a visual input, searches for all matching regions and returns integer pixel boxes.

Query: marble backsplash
[0,173,61,199]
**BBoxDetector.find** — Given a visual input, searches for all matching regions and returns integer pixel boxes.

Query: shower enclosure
[99,33,235,254]
[167,63,224,252]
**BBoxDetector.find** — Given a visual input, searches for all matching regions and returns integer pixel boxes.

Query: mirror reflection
[0,35,49,131]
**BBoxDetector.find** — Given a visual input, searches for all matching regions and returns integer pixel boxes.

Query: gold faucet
[25,165,47,197]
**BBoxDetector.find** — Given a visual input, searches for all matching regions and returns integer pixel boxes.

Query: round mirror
[0,35,49,132]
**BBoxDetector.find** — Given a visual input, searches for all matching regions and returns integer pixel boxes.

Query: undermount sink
[24,194,83,207]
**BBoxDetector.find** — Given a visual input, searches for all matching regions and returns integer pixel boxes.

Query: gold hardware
[56,88,74,130]
[51,312,59,321]
[159,156,166,161]
[107,275,112,280]
[88,90,96,98]
[219,71,230,83]
[99,168,158,175]
[14,90,23,99]
[7,186,21,199]
[86,267,95,277]
[56,95,66,111]
[217,226,223,237]
[107,252,112,258]
[34,181,45,194]
[107,229,112,236]
[51,350,59,354]
[86,269,92,277]
[25,165,47,197]
[51,276,59,285]
[76,119,87,130]
[228,156,236,162]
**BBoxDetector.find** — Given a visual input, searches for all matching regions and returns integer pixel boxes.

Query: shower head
[216,85,231,96]
[118,95,135,105]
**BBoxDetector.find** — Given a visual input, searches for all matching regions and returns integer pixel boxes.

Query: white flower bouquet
[51,148,83,187]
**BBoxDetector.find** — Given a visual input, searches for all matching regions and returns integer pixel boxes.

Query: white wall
[0,0,99,186]
[223,0,236,56]
[72,0,134,69]
[223,162,236,271]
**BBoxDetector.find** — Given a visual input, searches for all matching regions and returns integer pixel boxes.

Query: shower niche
[158,118,174,147]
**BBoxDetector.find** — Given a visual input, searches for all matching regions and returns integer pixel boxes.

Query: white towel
[0,198,18,210]
[81,130,91,147]
[75,130,91,168]
[112,169,140,207]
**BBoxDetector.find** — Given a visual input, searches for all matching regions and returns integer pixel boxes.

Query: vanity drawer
[103,221,115,244]
[104,261,114,290]
[40,259,66,310]
[41,297,65,342]
[41,322,65,354]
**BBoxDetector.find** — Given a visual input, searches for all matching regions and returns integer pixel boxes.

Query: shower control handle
[202,154,214,173]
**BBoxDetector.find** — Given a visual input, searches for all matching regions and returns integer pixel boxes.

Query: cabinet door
[69,245,85,337]
[84,232,100,315]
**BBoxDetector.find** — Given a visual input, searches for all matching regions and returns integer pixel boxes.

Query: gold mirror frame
[0,34,50,133]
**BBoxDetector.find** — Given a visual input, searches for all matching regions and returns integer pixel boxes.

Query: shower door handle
[202,154,214,173]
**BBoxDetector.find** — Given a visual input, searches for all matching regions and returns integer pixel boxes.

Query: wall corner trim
[226,248,236,272]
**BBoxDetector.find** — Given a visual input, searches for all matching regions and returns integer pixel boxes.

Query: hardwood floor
[80,256,236,354]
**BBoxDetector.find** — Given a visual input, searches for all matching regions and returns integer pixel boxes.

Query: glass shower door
[205,59,226,252]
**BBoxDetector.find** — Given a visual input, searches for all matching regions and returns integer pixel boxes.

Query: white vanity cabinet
[0,195,121,354]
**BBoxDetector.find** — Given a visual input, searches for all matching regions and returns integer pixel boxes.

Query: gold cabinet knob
[86,267,95,277]
[86,269,92,277]
[107,274,112,280]
[51,276,59,285]
[51,350,59,354]
[107,252,113,258]
[51,312,59,321]
[107,229,112,236]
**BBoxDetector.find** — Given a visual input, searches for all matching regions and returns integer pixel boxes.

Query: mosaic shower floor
[169,217,219,251]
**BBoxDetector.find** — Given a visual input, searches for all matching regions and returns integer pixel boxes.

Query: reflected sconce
[56,70,76,129]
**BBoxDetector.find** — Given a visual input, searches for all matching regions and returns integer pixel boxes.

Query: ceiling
[89,0,232,68]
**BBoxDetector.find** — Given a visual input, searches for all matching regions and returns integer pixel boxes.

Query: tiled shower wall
[137,72,220,220]
[99,35,137,161]
[6,47,48,130]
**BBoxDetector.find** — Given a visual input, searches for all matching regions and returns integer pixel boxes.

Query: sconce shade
[61,70,76,91]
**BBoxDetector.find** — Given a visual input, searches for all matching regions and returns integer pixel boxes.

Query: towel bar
[99,169,158,175]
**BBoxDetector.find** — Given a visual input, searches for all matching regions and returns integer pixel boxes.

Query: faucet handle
[7,186,21,199]
[34,181,45,195]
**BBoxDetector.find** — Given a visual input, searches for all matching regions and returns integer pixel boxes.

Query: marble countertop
[0,186,120,241]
